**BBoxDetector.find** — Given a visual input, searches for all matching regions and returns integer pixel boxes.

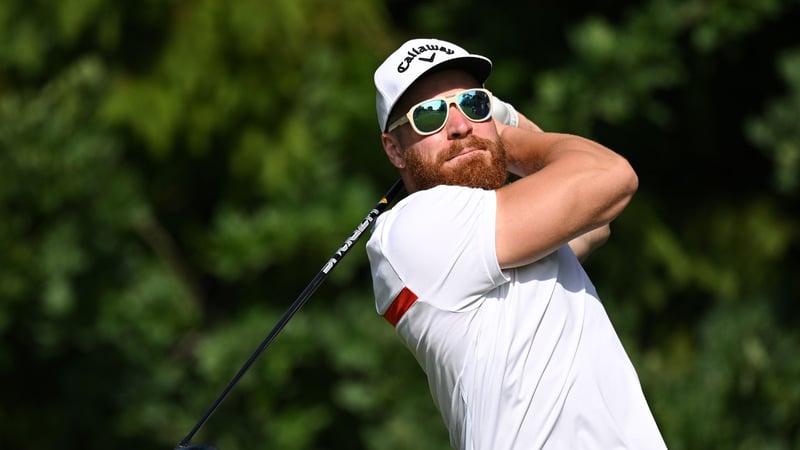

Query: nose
[445,104,473,139]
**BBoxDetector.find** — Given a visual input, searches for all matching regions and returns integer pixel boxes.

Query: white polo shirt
[366,185,666,450]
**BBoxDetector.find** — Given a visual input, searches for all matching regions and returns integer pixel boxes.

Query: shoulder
[390,185,496,228]
[369,184,497,264]
[368,184,496,254]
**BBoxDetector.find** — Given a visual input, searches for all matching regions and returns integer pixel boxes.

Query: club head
[175,444,219,450]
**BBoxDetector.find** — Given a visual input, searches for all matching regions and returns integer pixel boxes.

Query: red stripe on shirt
[383,287,418,326]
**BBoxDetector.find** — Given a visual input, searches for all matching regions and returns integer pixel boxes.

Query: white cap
[374,38,492,132]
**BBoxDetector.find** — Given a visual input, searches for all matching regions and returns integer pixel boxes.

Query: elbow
[628,162,639,196]
[616,155,639,200]
[599,156,638,224]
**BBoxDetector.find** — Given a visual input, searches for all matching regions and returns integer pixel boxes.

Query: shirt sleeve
[368,185,509,313]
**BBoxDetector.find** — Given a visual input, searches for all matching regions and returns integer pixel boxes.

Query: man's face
[385,70,508,192]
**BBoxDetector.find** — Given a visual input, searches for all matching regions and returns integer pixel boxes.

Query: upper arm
[494,130,637,269]
[376,187,507,310]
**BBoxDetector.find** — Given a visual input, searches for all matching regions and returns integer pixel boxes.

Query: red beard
[404,135,509,191]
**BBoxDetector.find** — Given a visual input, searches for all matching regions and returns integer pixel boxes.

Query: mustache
[442,135,492,161]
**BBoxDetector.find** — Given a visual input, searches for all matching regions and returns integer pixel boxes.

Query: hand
[493,97,543,132]
[493,97,519,127]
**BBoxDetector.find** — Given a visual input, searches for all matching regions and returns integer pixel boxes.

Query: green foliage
[747,48,800,193]
[0,55,196,448]
[1,0,799,448]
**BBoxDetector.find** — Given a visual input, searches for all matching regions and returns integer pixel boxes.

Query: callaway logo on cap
[374,38,492,132]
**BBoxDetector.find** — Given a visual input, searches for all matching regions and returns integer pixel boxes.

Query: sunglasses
[387,88,493,135]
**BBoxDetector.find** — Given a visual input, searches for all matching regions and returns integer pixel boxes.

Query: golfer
[366,38,667,449]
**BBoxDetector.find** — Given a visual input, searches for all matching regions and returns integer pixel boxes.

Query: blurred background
[1,0,798,448]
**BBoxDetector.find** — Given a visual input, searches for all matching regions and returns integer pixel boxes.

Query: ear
[381,133,407,169]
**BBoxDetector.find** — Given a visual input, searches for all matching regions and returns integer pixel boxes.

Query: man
[366,38,667,449]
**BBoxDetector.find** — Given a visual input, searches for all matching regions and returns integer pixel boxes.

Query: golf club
[175,178,405,450]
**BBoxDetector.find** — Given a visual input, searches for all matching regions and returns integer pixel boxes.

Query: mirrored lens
[412,100,448,133]
[458,90,491,121]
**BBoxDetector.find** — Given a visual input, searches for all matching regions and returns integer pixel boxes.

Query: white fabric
[491,97,519,128]
[366,185,667,450]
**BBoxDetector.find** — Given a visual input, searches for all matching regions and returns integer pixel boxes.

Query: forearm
[498,112,611,261]
[491,101,634,268]
[500,127,623,178]
[493,99,542,178]
[569,224,610,262]
[494,127,638,268]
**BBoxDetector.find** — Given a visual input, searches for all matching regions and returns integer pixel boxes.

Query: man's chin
[441,160,508,190]
[405,137,508,191]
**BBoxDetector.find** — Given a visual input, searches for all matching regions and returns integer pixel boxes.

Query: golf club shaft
[176,179,405,449]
